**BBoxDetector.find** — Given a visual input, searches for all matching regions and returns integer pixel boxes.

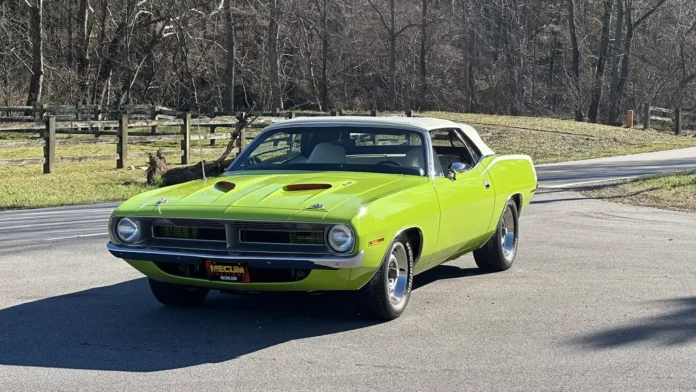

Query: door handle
[484,180,491,189]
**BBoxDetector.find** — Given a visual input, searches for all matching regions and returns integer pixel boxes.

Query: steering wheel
[377,160,402,167]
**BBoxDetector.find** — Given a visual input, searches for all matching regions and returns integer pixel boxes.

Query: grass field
[580,171,696,213]
[1,112,695,209]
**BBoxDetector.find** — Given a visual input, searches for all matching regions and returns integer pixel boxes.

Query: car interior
[239,127,482,177]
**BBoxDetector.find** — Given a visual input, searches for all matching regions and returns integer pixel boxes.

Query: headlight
[116,218,140,243]
[327,224,354,253]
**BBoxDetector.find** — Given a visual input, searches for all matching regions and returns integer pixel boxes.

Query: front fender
[345,181,440,290]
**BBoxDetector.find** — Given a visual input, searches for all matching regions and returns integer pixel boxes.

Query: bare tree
[566,0,584,121]
[607,0,670,124]
[25,0,43,105]
[223,0,236,112]
[588,0,614,123]
[367,0,419,110]
[268,0,282,111]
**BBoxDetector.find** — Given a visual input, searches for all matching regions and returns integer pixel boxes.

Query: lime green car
[107,117,537,320]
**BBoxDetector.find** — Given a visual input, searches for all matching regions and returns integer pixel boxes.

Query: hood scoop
[215,181,236,192]
[284,183,332,191]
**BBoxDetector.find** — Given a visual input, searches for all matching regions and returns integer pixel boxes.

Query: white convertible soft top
[264,116,496,156]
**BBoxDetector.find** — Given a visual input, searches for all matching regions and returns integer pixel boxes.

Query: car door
[429,129,496,264]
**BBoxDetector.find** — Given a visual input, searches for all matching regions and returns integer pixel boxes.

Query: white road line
[539,176,639,189]
[0,219,108,231]
[43,232,109,241]
[0,208,114,219]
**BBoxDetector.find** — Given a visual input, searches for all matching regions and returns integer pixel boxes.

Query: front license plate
[205,260,250,283]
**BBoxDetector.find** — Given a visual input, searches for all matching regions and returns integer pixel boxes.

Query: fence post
[210,107,218,146]
[675,108,682,135]
[370,110,378,117]
[181,112,191,164]
[338,109,344,116]
[117,114,128,169]
[76,101,82,121]
[643,103,651,130]
[287,111,295,119]
[43,116,56,174]
[150,105,158,135]
[33,102,45,121]
[239,127,246,152]
[405,110,413,117]
[626,110,634,128]
[273,107,280,117]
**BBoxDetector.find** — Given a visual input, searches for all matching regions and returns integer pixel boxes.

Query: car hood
[131,171,424,215]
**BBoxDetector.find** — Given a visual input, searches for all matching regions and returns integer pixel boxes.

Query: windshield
[227,126,427,176]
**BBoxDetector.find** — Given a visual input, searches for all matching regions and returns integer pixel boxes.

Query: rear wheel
[360,237,414,320]
[474,199,519,272]
[148,278,209,307]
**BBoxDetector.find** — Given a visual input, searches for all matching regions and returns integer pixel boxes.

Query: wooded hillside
[1,0,694,125]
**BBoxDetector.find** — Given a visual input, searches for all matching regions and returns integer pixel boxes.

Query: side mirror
[447,162,466,181]
[451,162,466,173]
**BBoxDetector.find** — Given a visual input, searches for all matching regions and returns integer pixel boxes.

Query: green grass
[1,112,696,209]
[580,171,696,213]
[0,135,229,210]
[425,112,696,164]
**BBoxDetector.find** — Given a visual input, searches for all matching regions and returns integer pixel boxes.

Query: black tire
[474,199,519,272]
[148,278,209,307]
[360,236,414,321]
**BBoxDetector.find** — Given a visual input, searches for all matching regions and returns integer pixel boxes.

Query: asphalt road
[536,146,696,188]
[1,149,695,391]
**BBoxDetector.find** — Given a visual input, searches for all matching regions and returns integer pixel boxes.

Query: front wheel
[148,278,209,307]
[474,199,519,272]
[360,237,414,321]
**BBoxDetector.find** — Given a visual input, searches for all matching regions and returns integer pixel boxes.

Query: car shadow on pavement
[414,266,488,289]
[0,264,482,372]
[531,187,660,205]
[571,297,696,349]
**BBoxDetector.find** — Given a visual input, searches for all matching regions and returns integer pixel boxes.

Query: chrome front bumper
[106,242,365,270]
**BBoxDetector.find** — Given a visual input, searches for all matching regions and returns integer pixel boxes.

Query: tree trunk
[467,9,477,113]
[223,0,236,112]
[418,0,427,110]
[319,0,329,111]
[388,0,396,110]
[76,0,91,97]
[587,0,614,123]
[606,0,625,124]
[268,0,281,111]
[566,0,584,122]
[26,0,44,106]
[612,11,634,125]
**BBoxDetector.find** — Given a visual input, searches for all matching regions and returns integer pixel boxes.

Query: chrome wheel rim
[387,243,409,305]
[501,206,517,260]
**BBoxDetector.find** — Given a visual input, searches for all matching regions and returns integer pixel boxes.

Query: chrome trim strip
[106,242,365,269]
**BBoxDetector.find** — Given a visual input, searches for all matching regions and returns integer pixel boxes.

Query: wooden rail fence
[0,110,415,173]
[643,103,696,135]
[0,115,270,173]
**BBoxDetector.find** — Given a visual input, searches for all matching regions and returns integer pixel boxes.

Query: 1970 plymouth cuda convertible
[107,117,537,320]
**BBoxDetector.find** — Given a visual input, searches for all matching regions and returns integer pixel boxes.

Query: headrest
[307,143,346,164]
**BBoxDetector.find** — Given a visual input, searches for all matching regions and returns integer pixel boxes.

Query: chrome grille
[239,230,325,245]
[152,225,226,242]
